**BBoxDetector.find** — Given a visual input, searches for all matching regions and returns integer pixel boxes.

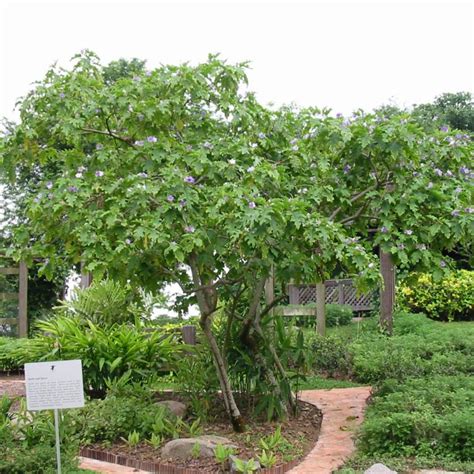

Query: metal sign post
[54,409,62,474]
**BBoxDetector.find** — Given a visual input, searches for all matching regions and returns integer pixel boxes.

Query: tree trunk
[380,250,395,335]
[188,254,245,432]
[200,317,245,432]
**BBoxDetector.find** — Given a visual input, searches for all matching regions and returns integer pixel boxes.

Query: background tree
[1,51,472,429]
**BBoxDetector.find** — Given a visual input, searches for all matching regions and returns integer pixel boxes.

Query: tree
[413,92,474,133]
[1,51,472,429]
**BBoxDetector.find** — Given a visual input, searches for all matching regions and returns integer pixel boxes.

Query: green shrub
[70,387,164,444]
[358,376,474,461]
[326,304,353,327]
[0,337,29,372]
[15,316,183,397]
[311,335,352,377]
[0,397,79,473]
[398,270,474,321]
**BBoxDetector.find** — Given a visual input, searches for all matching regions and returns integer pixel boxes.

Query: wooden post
[18,261,28,338]
[181,325,197,345]
[316,282,326,337]
[380,250,395,335]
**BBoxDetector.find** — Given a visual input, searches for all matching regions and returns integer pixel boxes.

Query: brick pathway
[288,386,372,474]
[78,457,149,473]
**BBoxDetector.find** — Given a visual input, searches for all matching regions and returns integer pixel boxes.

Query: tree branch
[81,127,136,148]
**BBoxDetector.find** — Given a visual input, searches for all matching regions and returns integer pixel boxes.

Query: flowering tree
[1,51,472,430]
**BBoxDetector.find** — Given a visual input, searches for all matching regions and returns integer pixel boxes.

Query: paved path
[288,386,372,474]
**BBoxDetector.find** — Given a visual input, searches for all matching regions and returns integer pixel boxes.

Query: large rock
[156,400,187,418]
[161,435,236,460]
[364,464,397,474]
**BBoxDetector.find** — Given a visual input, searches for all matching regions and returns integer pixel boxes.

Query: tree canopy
[1,51,473,429]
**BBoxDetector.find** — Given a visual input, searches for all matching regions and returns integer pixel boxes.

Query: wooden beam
[274,305,316,317]
[380,250,395,335]
[0,267,20,275]
[316,282,326,337]
[18,261,28,337]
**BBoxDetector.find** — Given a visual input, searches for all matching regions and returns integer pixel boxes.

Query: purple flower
[132,76,141,82]
[247,166,255,173]
[292,145,299,151]
[203,141,213,150]
[167,194,175,202]
[137,114,144,121]
[248,201,256,208]
[445,170,453,177]
[434,168,443,177]
[258,132,266,139]
[404,229,413,235]
[75,172,83,179]
[59,93,65,99]
[147,136,157,143]
[184,225,195,233]
[138,172,148,178]
[412,171,419,177]
[440,125,449,132]
[460,166,470,175]
[451,209,460,217]
[134,140,144,146]
[397,244,405,250]
[455,133,463,139]
[33,196,41,203]
[184,176,195,184]
[290,138,298,145]
[427,182,434,189]
[380,226,389,234]
[96,144,104,150]
[440,260,447,268]
[68,186,78,193]
[145,70,152,77]
[343,164,352,174]
[454,187,462,194]
[336,113,343,118]
[125,238,132,245]
[179,199,187,207]
[46,181,53,189]
[95,170,104,177]
[465,207,474,214]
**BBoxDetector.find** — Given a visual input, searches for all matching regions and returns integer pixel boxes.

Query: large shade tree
[1,51,473,430]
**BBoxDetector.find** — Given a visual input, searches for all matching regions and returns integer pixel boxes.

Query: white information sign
[25,360,85,411]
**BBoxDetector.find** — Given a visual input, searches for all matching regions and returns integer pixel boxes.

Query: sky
[1,0,473,122]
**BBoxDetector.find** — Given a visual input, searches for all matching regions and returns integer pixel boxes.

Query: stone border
[80,447,300,473]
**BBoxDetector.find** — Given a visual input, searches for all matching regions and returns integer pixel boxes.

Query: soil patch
[84,399,322,473]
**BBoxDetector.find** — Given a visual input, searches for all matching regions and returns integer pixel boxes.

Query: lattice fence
[288,279,375,312]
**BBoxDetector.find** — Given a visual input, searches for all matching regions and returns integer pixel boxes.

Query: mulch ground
[86,398,322,473]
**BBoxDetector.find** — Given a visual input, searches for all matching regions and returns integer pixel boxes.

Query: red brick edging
[80,447,300,474]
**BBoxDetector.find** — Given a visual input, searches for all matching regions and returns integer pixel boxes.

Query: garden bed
[81,398,322,473]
